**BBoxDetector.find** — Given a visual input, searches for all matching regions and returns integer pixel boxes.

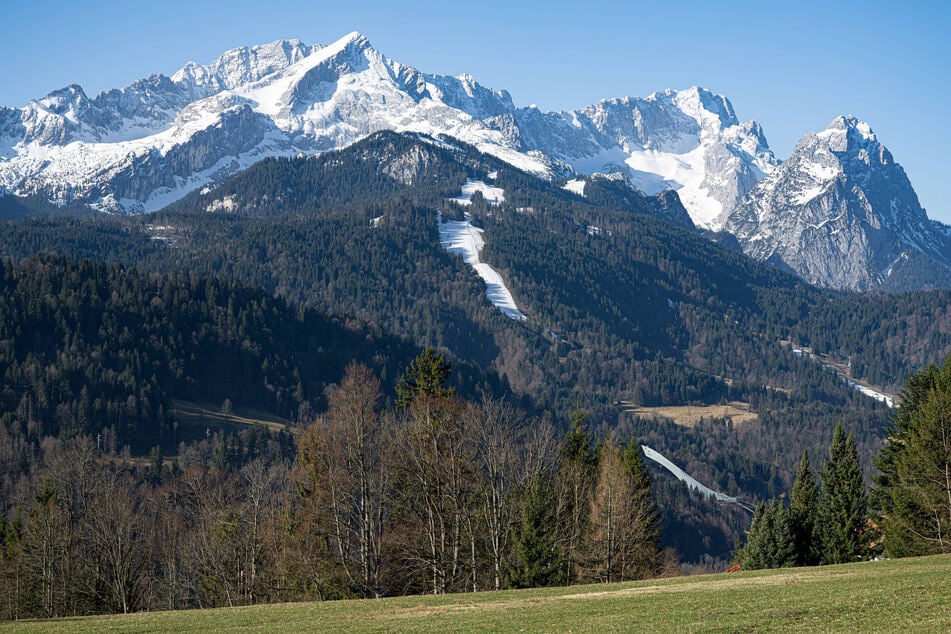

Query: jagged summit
[722,115,950,290]
[171,38,318,91]
[0,33,772,225]
[1,32,947,291]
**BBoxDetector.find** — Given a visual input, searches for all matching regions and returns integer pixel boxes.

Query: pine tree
[790,449,820,565]
[395,348,454,410]
[740,498,796,569]
[740,501,769,570]
[619,438,661,576]
[507,478,559,589]
[819,423,868,564]
[765,499,796,567]
[873,356,951,557]
[555,407,596,584]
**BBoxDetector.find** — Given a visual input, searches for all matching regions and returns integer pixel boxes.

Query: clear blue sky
[2,0,949,221]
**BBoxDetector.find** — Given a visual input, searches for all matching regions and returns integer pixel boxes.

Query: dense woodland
[0,350,667,618]
[0,131,950,617]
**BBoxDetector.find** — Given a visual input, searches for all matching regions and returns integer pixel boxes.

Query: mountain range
[1,31,949,290]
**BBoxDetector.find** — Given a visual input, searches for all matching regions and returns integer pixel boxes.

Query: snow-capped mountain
[2,31,947,291]
[0,32,770,226]
[0,32,548,213]
[723,115,951,291]
[496,88,777,229]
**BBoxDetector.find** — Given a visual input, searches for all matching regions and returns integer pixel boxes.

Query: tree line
[0,350,666,619]
[738,354,951,569]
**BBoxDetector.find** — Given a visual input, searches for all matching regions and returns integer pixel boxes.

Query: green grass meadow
[5,555,949,633]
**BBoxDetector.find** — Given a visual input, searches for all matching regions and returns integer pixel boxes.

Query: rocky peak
[722,115,950,291]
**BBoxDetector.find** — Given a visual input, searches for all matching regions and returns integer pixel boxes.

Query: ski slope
[641,445,753,512]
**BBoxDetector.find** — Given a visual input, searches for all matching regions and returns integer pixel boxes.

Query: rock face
[0,32,771,227]
[723,116,951,291]
[499,88,777,229]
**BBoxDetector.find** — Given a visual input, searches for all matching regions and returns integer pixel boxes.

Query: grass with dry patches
[5,555,950,632]
[622,401,758,428]
[171,400,295,434]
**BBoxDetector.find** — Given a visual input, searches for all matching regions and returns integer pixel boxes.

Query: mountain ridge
[1,32,948,291]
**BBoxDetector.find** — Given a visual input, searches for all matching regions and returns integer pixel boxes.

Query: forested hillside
[0,257,513,501]
[2,131,950,566]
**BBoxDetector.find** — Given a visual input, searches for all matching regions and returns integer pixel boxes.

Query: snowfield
[437,209,526,322]
[0,33,775,225]
[450,179,505,206]
[563,178,586,196]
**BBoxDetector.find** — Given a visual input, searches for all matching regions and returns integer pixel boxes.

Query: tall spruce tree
[790,449,820,566]
[819,423,868,564]
[873,356,951,557]
[555,407,596,584]
[507,478,560,588]
[619,438,662,576]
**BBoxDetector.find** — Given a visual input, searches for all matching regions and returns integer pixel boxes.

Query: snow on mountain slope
[5,32,943,291]
[494,87,777,229]
[723,115,951,290]
[0,32,770,224]
[563,179,586,196]
[0,32,548,213]
[437,210,526,322]
[450,179,505,206]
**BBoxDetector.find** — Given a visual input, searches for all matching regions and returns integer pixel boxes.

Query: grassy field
[170,400,295,435]
[621,401,758,427]
[5,555,949,632]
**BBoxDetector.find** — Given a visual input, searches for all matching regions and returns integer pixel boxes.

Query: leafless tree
[82,470,150,613]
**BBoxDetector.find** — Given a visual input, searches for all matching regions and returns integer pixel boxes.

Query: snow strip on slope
[641,445,753,512]
[792,347,895,408]
[437,211,526,321]
[450,179,505,206]
[844,380,894,408]
[563,178,586,196]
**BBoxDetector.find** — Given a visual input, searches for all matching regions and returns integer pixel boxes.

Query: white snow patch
[802,159,839,182]
[844,379,895,408]
[568,142,725,229]
[450,178,504,206]
[370,215,384,227]
[437,210,526,321]
[486,170,498,180]
[205,195,238,213]
[641,445,752,511]
[791,345,895,408]
[563,178,586,196]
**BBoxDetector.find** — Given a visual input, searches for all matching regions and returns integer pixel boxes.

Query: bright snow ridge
[437,211,526,321]
[641,445,752,511]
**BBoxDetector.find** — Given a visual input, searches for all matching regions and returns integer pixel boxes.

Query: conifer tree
[819,423,868,564]
[555,407,596,584]
[873,356,951,557]
[790,449,820,565]
[395,348,454,410]
[507,478,559,589]
[740,498,795,569]
[619,438,661,576]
